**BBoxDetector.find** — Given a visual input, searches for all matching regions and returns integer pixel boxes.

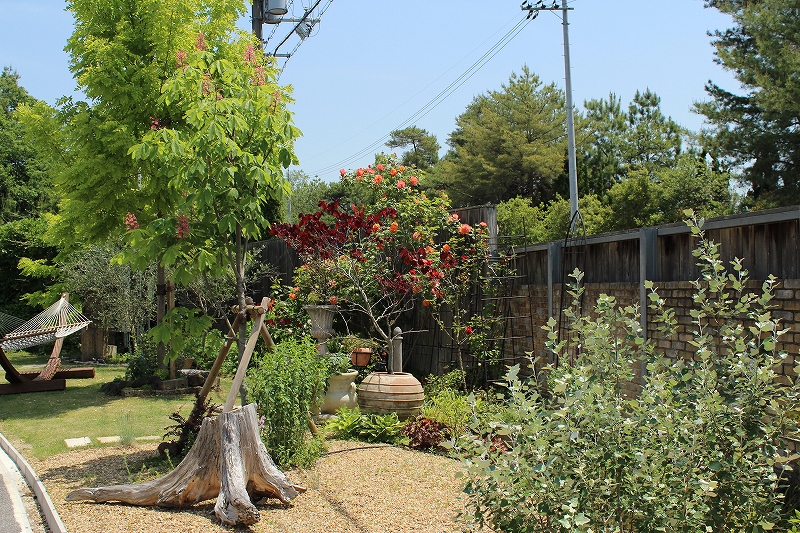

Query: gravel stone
[30,440,473,533]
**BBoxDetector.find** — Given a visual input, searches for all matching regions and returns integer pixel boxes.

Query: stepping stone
[65,437,92,448]
[134,435,160,442]
[96,436,121,444]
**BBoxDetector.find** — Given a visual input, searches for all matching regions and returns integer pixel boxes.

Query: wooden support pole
[223,298,268,413]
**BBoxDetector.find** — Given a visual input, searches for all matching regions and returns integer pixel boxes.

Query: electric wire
[296,11,524,164]
[308,14,533,177]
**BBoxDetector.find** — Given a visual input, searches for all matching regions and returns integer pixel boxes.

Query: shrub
[422,388,472,437]
[185,328,225,371]
[325,406,406,444]
[423,369,466,397]
[401,416,450,450]
[124,336,159,382]
[325,406,364,439]
[459,212,800,533]
[246,336,327,469]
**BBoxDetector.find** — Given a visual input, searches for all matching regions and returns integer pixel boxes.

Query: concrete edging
[0,432,68,533]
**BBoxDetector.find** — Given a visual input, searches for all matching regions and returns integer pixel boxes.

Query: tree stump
[66,403,303,526]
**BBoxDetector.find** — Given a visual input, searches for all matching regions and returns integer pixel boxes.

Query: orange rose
[458,224,471,234]
[390,221,399,233]
[442,244,450,252]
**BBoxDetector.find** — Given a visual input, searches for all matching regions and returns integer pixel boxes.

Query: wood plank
[19,368,95,380]
[0,379,66,395]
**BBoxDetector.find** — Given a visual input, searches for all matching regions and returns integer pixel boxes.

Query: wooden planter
[357,372,424,420]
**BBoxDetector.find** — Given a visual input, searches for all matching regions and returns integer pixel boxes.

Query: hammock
[0,311,25,338]
[0,295,91,352]
[0,294,93,392]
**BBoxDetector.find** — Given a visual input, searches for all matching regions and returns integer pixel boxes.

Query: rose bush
[271,155,496,370]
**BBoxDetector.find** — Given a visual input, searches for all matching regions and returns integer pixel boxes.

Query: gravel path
[31,440,472,533]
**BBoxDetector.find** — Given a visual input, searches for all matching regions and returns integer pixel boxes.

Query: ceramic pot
[350,347,372,367]
[357,372,424,420]
[320,370,358,414]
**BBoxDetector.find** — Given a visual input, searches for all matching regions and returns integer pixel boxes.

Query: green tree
[17,0,249,369]
[0,68,55,222]
[385,126,440,170]
[438,66,567,207]
[577,92,627,197]
[623,88,683,172]
[698,0,800,208]
[497,194,610,245]
[283,169,333,222]
[126,30,298,350]
[0,217,58,318]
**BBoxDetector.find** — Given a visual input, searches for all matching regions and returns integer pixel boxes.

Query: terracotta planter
[350,347,372,367]
[357,372,424,420]
[320,370,358,414]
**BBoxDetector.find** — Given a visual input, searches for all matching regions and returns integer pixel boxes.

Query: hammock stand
[0,294,94,395]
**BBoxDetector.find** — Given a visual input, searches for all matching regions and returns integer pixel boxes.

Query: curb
[0,432,68,533]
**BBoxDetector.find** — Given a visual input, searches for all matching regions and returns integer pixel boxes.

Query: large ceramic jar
[357,372,424,420]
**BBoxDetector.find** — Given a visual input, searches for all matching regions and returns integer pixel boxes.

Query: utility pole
[522,0,579,219]
[252,0,264,42]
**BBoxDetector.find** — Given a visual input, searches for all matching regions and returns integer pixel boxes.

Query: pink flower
[175,214,190,238]
[377,163,385,171]
[149,116,161,130]
[195,32,207,51]
[458,224,471,234]
[125,212,139,231]
[176,50,188,69]
[244,45,256,65]
[396,180,406,189]
[252,64,266,86]
[410,176,418,186]
[340,169,346,177]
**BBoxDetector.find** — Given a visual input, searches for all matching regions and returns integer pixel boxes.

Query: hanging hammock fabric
[0,296,91,352]
[0,312,25,338]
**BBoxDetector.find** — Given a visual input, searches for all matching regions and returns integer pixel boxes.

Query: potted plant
[338,335,380,368]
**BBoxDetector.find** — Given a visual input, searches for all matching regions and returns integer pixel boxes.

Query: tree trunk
[65,403,302,526]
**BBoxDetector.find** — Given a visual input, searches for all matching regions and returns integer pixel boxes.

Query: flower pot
[357,372,424,420]
[321,370,358,414]
[350,347,372,368]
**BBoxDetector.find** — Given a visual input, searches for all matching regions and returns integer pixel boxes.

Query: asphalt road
[0,444,32,533]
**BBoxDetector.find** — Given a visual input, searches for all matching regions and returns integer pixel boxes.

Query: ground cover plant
[459,213,800,532]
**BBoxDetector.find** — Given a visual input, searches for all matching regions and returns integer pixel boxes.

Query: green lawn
[0,350,234,459]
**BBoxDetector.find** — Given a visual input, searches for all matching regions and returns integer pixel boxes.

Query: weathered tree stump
[66,403,303,526]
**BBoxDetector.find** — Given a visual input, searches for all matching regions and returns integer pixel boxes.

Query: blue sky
[2,1,739,182]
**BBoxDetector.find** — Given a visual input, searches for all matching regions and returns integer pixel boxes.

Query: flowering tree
[123,32,298,358]
[271,156,496,375]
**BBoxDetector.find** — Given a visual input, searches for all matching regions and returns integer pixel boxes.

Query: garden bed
[30,439,470,533]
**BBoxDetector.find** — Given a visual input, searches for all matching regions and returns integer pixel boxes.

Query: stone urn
[303,304,337,355]
[320,370,358,414]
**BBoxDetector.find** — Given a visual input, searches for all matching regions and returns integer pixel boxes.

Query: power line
[300,12,525,165]
[308,13,533,177]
